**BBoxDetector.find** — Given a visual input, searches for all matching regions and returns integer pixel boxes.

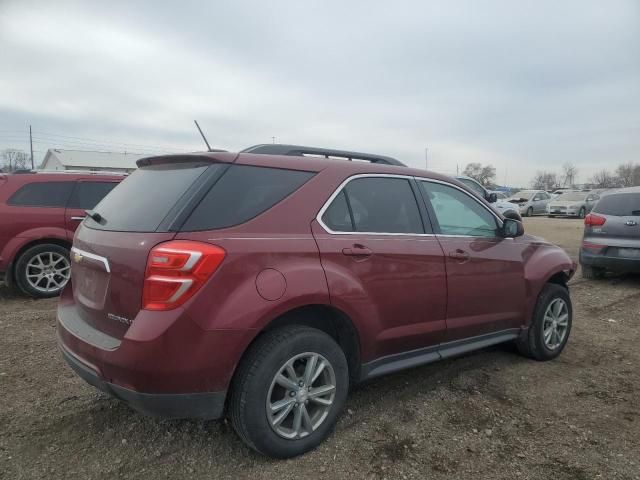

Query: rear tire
[578,207,586,219]
[229,326,349,458]
[581,265,605,280]
[517,283,572,361]
[547,215,555,218]
[14,244,71,298]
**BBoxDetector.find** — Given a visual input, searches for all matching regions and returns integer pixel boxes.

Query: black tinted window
[8,181,74,207]
[593,193,640,216]
[68,182,118,210]
[342,177,424,234]
[86,162,212,232]
[322,191,353,232]
[181,165,314,231]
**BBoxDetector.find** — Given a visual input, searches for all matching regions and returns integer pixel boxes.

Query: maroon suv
[0,171,124,297]
[57,145,575,458]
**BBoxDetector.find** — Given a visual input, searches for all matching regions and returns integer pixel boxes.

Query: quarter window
[419,181,499,237]
[321,177,425,234]
[8,182,75,207]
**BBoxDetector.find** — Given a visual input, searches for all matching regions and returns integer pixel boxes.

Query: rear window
[181,165,314,231]
[8,181,75,207]
[593,193,640,216]
[85,162,211,232]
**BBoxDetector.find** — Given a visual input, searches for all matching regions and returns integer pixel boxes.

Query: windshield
[510,191,534,200]
[558,192,588,201]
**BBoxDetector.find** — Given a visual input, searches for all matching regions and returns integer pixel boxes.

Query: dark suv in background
[0,171,124,297]
[580,186,640,278]
[57,145,574,458]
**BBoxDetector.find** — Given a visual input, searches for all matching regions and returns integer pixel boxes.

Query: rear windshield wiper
[85,210,104,223]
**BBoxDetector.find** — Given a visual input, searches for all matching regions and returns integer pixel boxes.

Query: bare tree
[463,162,496,187]
[616,162,640,187]
[590,169,618,188]
[531,171,558,190]
[1,148,30,172]
[562,162,578,187]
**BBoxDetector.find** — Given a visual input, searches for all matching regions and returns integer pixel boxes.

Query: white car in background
[454,176,522,220]
[506,190,552,217]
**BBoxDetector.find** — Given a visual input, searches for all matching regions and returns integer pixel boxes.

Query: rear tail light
[142,241,225,311]
[581,241,605,254]
[584,214,606,226]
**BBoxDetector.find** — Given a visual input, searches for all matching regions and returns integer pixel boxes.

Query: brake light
[142,241,225,311]
[584,214,606,226]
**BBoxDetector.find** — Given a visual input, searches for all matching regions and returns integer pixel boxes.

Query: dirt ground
[1,217,638,480]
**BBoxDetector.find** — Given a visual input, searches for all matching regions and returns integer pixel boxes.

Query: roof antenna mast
[194,120,212,152]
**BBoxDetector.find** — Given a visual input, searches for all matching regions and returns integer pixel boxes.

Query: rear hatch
[586,191,640,255]
[71,155,236,340]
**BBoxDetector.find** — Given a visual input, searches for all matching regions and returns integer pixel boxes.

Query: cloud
[0,0,638,185]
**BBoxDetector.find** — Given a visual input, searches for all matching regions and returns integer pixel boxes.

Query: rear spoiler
[136,152,237,168]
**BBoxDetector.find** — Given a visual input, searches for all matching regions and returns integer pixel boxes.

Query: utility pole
[29,125,34,169]
[425,147,428,170]
[271,136,276,144]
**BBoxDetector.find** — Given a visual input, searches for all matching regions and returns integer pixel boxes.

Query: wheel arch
[233,304,362,388]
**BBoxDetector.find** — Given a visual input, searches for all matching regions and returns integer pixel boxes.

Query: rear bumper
[60,340,226,420]
[580,250,640,272]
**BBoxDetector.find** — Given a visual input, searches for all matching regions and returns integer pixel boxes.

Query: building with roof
[40,149,145,173]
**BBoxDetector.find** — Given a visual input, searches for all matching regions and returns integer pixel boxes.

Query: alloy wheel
[542,298,569,350]
[25,252,71,293]
[266,352,336,439]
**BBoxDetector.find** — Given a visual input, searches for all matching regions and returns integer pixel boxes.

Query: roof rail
[241,144,406,167]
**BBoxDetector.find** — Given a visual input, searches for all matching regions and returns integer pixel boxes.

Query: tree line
[532,162,640,190]
[0,148,31,172]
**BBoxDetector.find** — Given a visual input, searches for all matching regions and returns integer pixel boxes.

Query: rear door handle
[342,245,373,258]
[70,216,86,221]
[448,249,470,262]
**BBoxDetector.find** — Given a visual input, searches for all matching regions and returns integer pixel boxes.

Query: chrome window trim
[315,173,503,238]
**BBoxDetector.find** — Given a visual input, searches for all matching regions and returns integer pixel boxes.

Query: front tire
[526,207,533,217]
[14,244,71,298]
[578,207,586,219]
[581,265,605,279]
[229,326,349,458]
[517,283,572,361]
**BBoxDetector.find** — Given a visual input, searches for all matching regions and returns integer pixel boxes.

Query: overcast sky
[1,0,638,185]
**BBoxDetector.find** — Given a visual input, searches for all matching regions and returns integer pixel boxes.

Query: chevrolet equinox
[57,144,575,458]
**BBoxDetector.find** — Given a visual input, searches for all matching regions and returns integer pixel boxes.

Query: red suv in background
[57,145,574,458]
[0,171,124,297]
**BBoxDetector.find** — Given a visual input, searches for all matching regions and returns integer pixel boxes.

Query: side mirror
[502,218,524,238]
[487,192,498,203]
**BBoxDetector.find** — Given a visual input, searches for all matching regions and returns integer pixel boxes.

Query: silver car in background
[454,176,522,220]
[547,191,600,219]
[579,186,640,278]
[506,190,552,217]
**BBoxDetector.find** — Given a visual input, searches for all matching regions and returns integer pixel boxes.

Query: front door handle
[448,249,470,263]
[70,216,86,221]
[342,245,373,258]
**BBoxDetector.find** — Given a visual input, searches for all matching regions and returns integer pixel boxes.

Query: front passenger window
[419,181,499,237]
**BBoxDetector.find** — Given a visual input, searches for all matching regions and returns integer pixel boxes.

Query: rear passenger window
[68,182,118,210]
[8,182,74,207]
[181,165,314,231]
[321,177,424,234]
[322,191,353,232]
